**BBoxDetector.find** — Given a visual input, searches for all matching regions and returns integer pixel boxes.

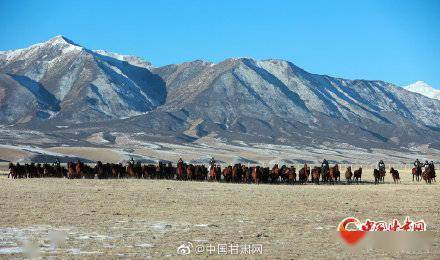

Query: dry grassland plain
[0,168,439,258]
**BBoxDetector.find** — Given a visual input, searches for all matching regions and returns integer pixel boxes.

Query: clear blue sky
[0,0,439,88]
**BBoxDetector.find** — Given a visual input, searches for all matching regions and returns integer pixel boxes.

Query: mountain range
[1,36,440,151]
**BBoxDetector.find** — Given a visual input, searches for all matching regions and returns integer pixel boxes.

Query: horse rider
[429,161,436,178]
[321,159,329,176]
[209,157,216,167]
[378,160,386,172]
[424,160,430,171]
[428,161,435,172]
[414,159,421,169]
[178,157,183,166]
[129,157,135,165]
[53,158,60,167]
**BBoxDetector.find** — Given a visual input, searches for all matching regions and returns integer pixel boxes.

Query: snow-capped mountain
[0,35,165,123]
[404,81,440,100]
[1,36,440,149]
[147,58,440,147]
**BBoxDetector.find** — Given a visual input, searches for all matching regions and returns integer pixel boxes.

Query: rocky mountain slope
[1,36,440,150]
[0,36,166,123]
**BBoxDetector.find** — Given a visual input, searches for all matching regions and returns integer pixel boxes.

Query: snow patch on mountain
[0,35,83,62]
[404,81,440,100]
[93,50,152,69]
[0,35,167,123]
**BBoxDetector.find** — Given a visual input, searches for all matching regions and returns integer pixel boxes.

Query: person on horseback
[424,160,430,171]
[321,159,329,177]
[430,161,436,179]
[129,157,134,165]
[54,158,60,167]
[178,157,183,165]
[321,159,329,170]
[429,161,435,172]
[378,160,385,172]
[209,157,216,167]
[414,159,421,169]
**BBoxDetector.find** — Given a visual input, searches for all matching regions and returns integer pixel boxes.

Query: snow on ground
[1,130,439,165]
[86,132,110,144]
[0,144,75,158]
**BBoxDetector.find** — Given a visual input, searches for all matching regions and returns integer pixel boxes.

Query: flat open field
[0,170,439,258]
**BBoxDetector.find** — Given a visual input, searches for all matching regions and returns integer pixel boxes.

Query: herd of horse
[6,161,436,184]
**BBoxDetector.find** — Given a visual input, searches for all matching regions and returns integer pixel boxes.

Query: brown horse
[298,164,308,184]
[270,164,280,183]
[186,164,195,180]
[53,163,66,178]
[155,163,164,179]
[412,167,422,182]
[145,164,156,179]
[95,161,106,179]
[252,166,261,184]
[36,163,44,178]
[373,169,381,184]
[222,165,232,182]
[241,165,249,183]
[422,167,434,184]
[111,164,122,178]
[126,163,137,178]
[390,167,400,184]
[379,169,386,183]
[353,167,362,184]
[285,166,296,184]
[43,163,57,178]
[75,161,88,179]
[232,164,242,183]
[208,165,217,181]
[8,163,18,179]
[176,161,185,180]
[311,166,321,184]
[329,164,341,183]
[67,162,77,179]
[345,166,353,183]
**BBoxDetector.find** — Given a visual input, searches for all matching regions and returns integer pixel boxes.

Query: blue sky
[0,0,439,88]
